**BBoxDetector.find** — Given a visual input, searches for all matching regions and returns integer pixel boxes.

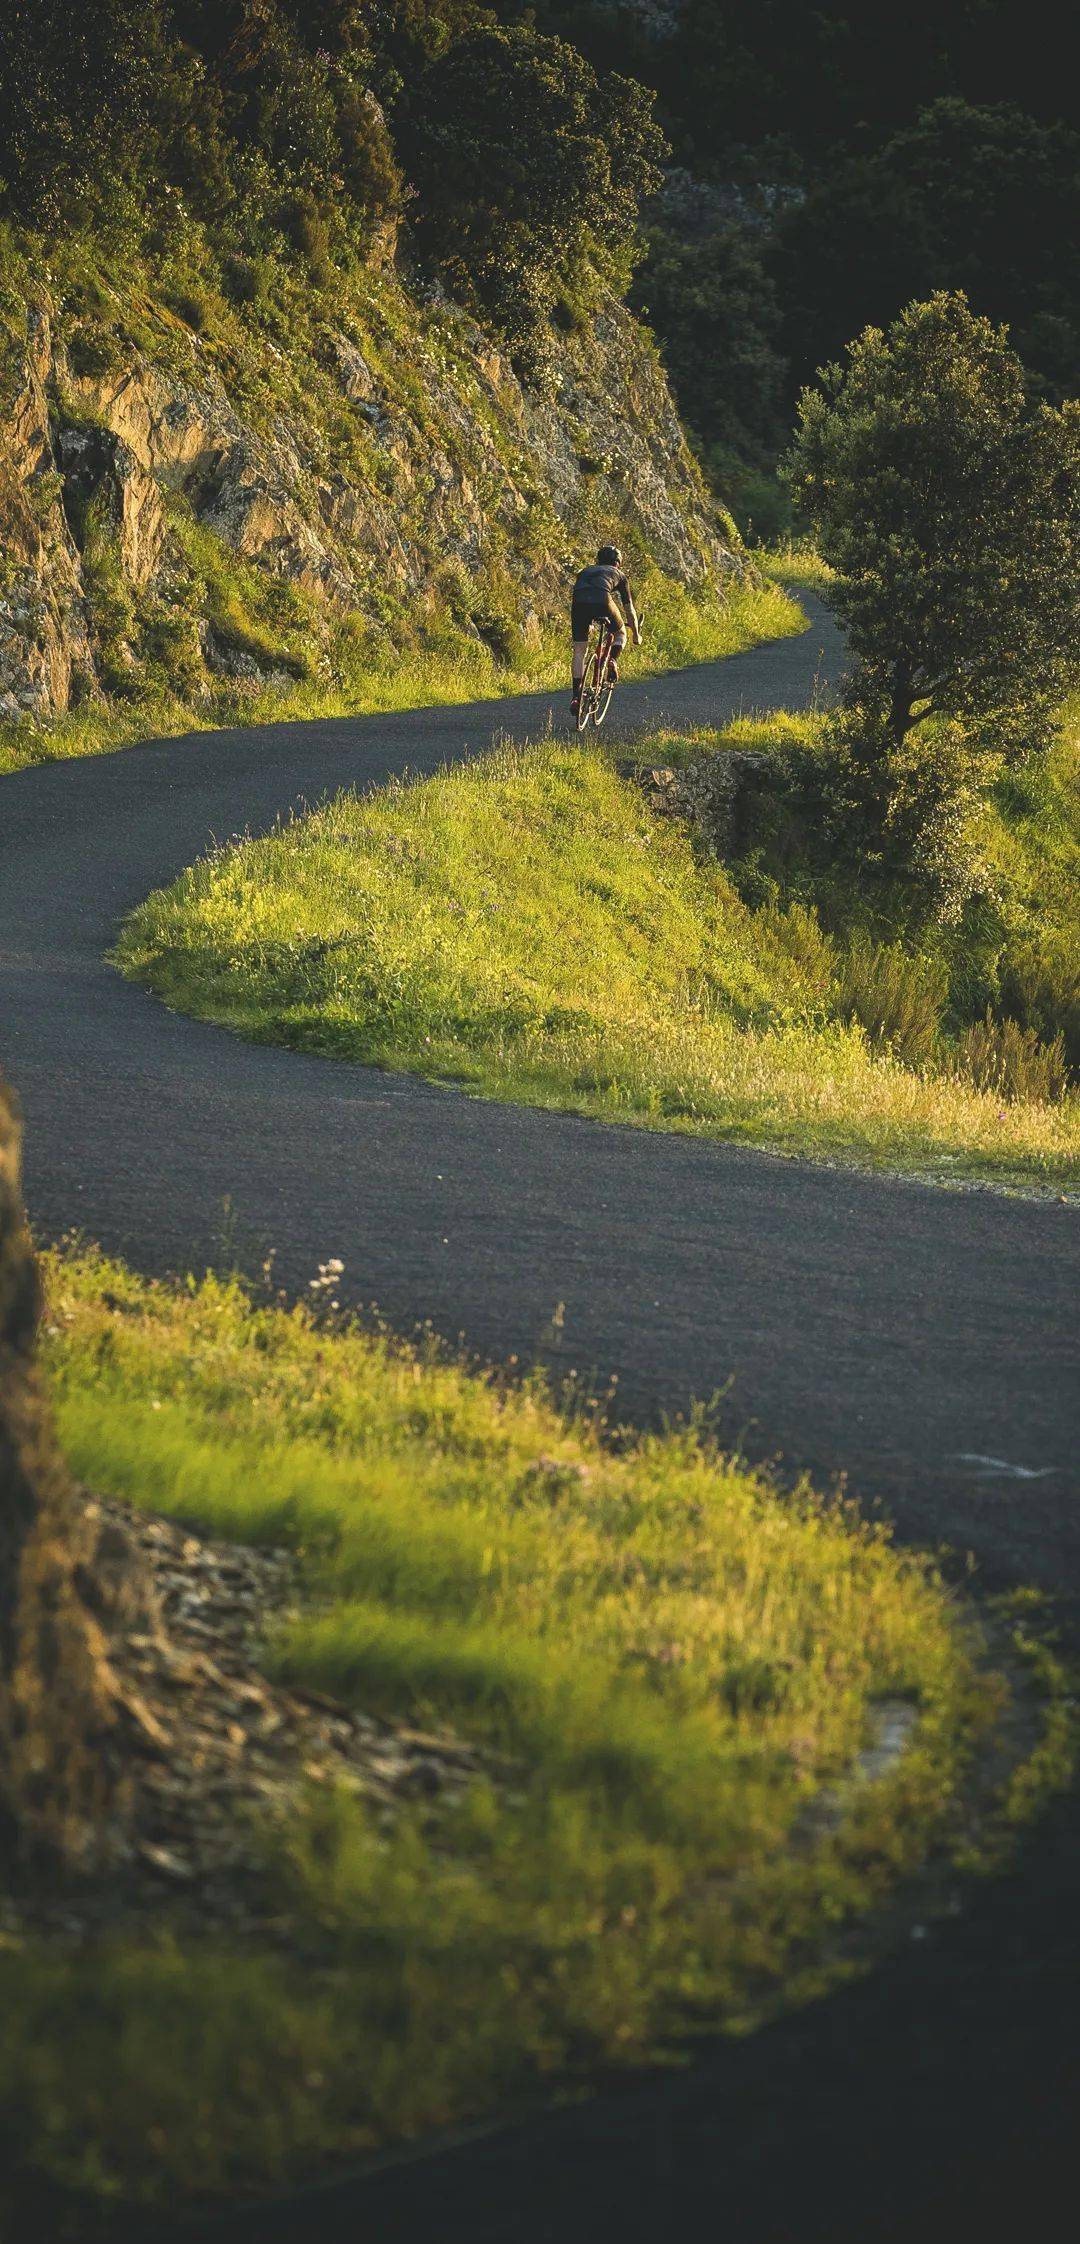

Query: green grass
[0,573,801,775]
[1,1247,1004,2210]
[118,735,1080,1184]
[978,698,1080,1073]
[759,541,835,592]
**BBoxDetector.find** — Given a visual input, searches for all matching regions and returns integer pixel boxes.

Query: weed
[954,1012,1070,1105]
[834,936,947,1067]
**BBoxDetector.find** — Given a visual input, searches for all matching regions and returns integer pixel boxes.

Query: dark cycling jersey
[571,563,633,628]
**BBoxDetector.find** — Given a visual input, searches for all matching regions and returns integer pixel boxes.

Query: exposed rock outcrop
[0,262,744,725]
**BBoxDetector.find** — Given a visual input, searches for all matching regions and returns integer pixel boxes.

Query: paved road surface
[2,597,1078,2242]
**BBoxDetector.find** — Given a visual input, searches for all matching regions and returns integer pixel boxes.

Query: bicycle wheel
[576,637,599,731]
[593,633,616,727]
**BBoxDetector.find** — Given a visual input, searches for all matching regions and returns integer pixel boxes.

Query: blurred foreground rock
[0,1076,155,1867]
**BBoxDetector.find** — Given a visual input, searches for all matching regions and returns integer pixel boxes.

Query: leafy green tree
[787,293,1080,920]
[396,23,666,374]
[788,292,1080,761]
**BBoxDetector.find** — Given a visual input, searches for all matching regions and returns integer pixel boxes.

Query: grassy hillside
[118,733,1080,1186]
[0,1243,1015,2208]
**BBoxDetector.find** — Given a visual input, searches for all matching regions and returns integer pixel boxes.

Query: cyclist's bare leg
[607,626,627,683]
[571,638,589,707]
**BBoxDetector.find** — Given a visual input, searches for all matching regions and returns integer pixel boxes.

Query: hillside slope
[0,235,749,742]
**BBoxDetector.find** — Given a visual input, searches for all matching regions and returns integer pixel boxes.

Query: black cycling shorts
[571,599,626,644]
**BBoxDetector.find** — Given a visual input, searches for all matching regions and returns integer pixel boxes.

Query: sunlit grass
[0,1247,999,2207]
[759,540,835,591]
[118,737,1080,1183]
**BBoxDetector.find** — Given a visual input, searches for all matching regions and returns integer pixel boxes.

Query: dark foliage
[788,294,1080,762]
[787,293,1080,920]
[506,4,1080,456]
[632,209,785,459]
[522,0,1075,175]
[776,100,1080,406]
[396,24,665,374]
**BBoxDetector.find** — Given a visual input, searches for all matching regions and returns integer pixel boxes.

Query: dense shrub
[815,700,987,928]
[999,940,1080,1080]
[276,194,333,288]
[0,0,167,228]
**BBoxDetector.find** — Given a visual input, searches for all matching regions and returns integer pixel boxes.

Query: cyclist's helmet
[596,544,622,566]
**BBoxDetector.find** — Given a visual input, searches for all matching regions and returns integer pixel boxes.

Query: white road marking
[953,1453,1059,1481]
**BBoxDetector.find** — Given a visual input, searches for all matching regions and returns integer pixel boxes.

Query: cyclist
[570,544,642,720]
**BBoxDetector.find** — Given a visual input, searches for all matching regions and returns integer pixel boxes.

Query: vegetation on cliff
[0,2,780,752]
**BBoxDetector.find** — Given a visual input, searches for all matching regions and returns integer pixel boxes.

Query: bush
[954,1012,1070,1104]
[833,935,946,1066]
[220,254,264,308]
[164,287,209,334]
[816,701,985,928]
[999,938,1080,1079]
[277,194,333,288]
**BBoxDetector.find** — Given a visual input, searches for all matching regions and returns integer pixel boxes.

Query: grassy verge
[758,540,835,592]
[1,1246,1004,2210]
[118,736,1080,1185]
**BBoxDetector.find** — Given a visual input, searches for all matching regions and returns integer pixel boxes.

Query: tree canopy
[397,23,665,367]
[787,292,1080,763]
[776,100,1080,405]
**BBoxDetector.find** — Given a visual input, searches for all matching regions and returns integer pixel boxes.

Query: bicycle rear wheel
[592,630,615,727]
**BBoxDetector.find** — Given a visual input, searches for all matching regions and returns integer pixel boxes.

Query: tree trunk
[888,662,914,754]
[1,1077,156,1867]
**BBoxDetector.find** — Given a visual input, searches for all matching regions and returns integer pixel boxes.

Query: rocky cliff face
[0,257,744,728]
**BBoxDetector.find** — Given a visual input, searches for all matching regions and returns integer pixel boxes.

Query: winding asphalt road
[2,596,1079,2242]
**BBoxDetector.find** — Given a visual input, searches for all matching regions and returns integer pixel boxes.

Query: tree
[633,212,786,463]
[787,293,1080,764]
[395,23,666,374]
